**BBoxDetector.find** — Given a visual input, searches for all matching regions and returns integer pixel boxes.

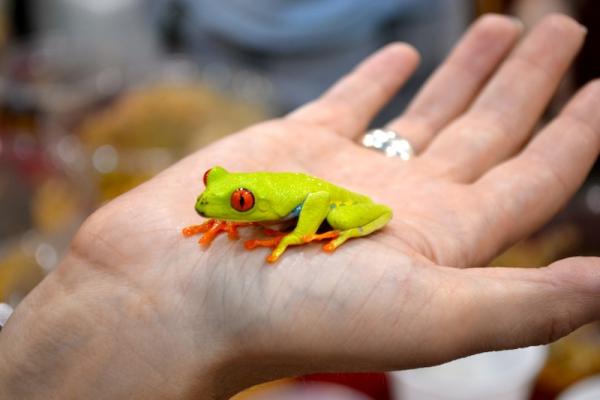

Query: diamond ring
[361,128,414,160]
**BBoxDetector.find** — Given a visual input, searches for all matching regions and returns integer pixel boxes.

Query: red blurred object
[0,136,53,181]
[297,373,391,400]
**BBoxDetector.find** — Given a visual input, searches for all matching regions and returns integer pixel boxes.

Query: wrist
[0,251,232,399]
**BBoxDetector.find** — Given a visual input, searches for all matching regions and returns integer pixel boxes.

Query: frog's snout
[195,195,208,217]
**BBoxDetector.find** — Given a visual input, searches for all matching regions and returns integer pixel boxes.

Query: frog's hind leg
[266,191,331,263]
[323,203,392,252]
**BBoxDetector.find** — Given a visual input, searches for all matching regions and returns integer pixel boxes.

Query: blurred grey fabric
[153,0,471,118]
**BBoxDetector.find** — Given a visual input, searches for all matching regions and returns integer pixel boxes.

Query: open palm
[62,14,600,398]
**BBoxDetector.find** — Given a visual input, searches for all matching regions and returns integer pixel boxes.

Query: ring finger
[422,14,586,181]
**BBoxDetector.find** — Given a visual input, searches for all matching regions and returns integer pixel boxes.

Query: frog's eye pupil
[231,188,254,212]
[203,169,212,186]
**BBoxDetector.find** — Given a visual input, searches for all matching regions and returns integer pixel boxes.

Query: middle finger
[386,14,522,153]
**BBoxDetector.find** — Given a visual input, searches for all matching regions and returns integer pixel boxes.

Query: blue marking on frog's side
[282,203,303,221]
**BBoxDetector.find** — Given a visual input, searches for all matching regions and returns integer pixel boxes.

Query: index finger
[288,43,419,137]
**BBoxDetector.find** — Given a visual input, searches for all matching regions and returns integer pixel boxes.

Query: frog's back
[260,171,372,204]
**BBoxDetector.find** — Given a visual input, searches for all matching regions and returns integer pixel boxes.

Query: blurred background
[0,0,599,399]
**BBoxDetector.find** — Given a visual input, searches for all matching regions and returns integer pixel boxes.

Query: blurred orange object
[534,323,600,399]
[231,379,295,399]
[79,83,266,201]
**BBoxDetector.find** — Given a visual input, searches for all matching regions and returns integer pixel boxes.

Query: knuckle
[542,311,577,344]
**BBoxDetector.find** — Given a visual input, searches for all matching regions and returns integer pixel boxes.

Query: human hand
[1,14,599,400]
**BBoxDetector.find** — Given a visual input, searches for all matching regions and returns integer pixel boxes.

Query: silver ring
[361,128,414,160]
[0,303,13,331]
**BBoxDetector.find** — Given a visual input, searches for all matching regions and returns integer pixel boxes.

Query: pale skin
[1,13,599,400]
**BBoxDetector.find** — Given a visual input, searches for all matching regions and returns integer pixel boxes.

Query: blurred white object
[0,303,14,328]
[390,346,548,400]
[247,382,369,400]
[558,375,600,400]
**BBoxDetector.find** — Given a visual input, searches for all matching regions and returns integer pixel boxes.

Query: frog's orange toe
[182,225,205,237]
[198,234,215,246]
[302,231,339,244]
[227,230,240,240]
[323,242,337,252]
[266,254,279,263]
[182,220,217,237]
[244,237,283,250]
[244,240,258,250]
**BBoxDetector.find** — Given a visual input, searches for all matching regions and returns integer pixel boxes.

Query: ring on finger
[361,128,415,160]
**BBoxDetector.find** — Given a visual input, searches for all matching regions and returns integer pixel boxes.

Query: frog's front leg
[182,219,255,246]
[266,191,332,263]
[323,203,392,252]
[182,219,217,237]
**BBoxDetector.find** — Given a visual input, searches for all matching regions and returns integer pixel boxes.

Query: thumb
[458,257,600,355]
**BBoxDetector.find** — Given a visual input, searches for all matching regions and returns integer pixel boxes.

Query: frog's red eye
[203,169,212,186]
[231,188,254,212]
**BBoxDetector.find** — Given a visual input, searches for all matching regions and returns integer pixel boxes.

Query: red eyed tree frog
[182,166,392,263]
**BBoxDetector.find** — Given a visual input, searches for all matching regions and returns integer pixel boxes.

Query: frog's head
[195,166,280,222]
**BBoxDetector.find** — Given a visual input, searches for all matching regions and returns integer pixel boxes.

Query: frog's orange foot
[301,230,339,244]
[182,219,217,237]
[183,220,257,247]
[323,242,337,252]
[244,236,284,250]
[225,222,257,240]
[266,253,279,263]
[197,220,227,246]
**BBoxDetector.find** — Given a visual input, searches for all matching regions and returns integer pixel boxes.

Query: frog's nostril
[197,195,208,205]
